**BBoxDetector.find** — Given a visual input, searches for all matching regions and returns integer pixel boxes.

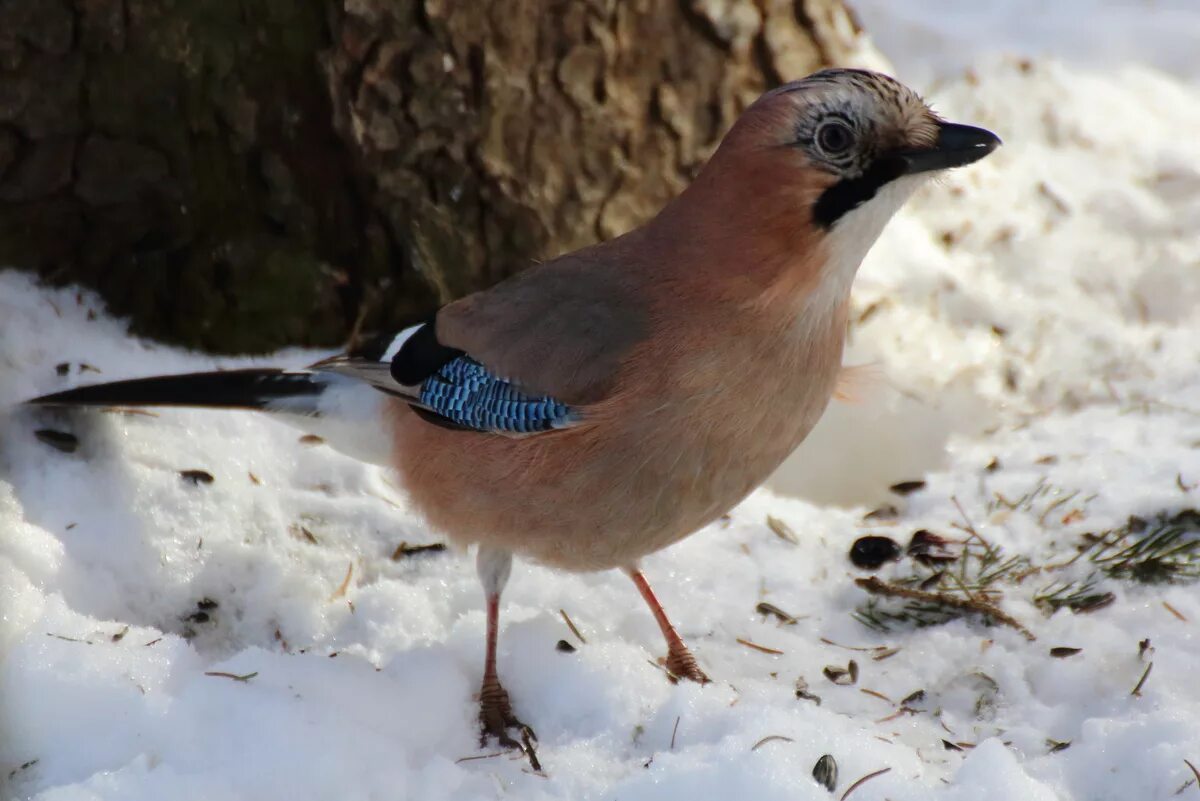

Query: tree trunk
[0,0,865,353]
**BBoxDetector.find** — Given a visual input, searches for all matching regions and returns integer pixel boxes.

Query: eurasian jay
[26,68,999,760]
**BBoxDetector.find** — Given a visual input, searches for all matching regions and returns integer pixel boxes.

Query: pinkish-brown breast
[386,288,847,572]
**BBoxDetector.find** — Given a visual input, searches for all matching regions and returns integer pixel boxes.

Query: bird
[24,68,999,764]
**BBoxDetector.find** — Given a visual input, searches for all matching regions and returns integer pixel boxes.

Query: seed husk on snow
[755,601,800,625]
[179,469,214,485]
[794,676,822,705]
[863,504,899,522]
[812,754,838,792]
[823,660,858,686]
[849,536,902,570]
[390,541,446,559]
[766,515,799,544]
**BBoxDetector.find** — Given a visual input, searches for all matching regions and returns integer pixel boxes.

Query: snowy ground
[3,2,1200,799]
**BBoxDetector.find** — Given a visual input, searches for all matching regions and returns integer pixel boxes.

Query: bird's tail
[25,368,396,466]
[26,369,326,412]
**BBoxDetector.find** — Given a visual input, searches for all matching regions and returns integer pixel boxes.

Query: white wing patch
[380,324,423,364]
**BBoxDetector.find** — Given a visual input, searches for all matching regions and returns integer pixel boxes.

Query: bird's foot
[663,643,710,685]
[479,676,541,771]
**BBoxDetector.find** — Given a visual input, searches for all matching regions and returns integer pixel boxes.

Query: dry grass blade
[840,767,891,800]
[819,638,882,653]
[204,671,258,682]
[1131,662,1154,697]
[750,735,795,751]
[1163,601,1188,621]
[291,525,319,545]
[330,563,353,600]
[454,751,505,764]
[1184,759,1200,789]
[737,637,784,655]
[560,609,588,644]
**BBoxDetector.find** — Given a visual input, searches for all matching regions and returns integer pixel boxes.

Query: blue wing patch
[418,356,577,434]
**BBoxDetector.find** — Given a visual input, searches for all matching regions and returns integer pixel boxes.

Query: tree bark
[0,0,865,353]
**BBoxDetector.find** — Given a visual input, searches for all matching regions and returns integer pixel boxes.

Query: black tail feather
[26,369,324,410]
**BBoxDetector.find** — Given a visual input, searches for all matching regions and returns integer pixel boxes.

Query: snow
[3,2,1200,799]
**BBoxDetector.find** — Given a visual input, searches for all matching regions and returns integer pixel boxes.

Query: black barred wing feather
[418,357,577,434]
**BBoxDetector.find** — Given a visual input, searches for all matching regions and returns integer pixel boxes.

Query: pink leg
[475,548,539,769]
[628,569,710,684]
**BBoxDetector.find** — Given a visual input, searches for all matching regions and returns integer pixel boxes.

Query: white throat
[804,175,925,321]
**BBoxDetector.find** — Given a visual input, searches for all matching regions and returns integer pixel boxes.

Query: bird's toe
[663,646,711,685]
[478,677,541,771]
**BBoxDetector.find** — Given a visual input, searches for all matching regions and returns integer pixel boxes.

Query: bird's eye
[815,120,854,156]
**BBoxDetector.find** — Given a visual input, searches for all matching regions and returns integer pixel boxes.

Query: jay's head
[710,68,999,268]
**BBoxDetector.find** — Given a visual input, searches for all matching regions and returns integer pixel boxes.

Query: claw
[479,677,541,771]
[664,644,711,685]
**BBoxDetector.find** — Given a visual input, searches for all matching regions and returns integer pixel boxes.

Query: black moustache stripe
[812,156,908,229]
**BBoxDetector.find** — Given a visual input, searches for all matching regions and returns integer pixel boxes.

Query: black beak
[899,122,1001,175]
